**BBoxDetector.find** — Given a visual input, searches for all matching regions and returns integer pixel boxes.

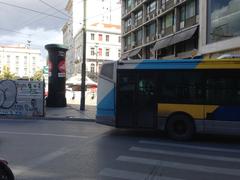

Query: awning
[153,36,173,51]
[172,26,198,45]
[129,48,141,58]
[121,53,129,59]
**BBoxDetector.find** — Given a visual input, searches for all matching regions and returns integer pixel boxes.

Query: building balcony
[179,15,199,31]
[165,0,175,10]
[185,15,199,28]
[134,19,143,28]
[162,26,174,37]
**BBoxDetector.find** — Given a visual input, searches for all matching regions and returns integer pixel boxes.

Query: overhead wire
[0,1,68,21]
[0,0,121,47]
[38,0,70,18]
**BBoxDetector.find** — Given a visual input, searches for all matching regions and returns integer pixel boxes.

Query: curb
[0,116,95,122]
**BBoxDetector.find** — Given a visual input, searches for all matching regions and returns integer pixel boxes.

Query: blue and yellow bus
[96,59,240,140]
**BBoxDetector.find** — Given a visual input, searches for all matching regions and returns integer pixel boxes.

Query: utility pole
[95,43,99,79]
[80,0,87,110]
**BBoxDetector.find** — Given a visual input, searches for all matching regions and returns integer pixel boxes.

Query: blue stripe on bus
[97,88,115,116]
[96,109,115,116]
[213,106,240,121]
[136,59,202,70]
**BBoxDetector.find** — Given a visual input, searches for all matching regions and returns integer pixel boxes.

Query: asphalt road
[0,119,240,180]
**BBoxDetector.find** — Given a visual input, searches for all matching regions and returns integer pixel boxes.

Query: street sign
[43,66,48,74]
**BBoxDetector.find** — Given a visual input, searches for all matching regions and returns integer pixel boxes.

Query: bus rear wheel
[166,114,195,141]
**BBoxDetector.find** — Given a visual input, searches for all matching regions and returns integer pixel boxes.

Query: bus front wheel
[166,114,195,141]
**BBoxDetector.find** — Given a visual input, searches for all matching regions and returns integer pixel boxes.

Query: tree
[32,69,43,81]
[0,65,16,80]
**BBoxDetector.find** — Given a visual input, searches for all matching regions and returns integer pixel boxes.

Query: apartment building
[62,0,121,78]
[121,0,240,60]
[0,45,41,78]
[74,23,121,79]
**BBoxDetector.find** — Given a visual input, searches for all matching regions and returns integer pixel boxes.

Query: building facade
[62,0,121,79]
[121,0,240,60]
[74,23,121,80]
[0,45,41,78]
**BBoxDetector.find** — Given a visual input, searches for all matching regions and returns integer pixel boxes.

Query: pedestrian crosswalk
[99,168,183,180]
[98,140,240,180]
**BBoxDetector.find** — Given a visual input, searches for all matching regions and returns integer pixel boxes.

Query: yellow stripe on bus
[196,59,240,69]
[158,103,218,119]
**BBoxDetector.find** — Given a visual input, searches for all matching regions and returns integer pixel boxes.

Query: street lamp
[95,43,99,77]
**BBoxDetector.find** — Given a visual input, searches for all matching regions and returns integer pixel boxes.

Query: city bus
[96,59,240,140]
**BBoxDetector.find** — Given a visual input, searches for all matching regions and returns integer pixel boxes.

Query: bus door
[116,70,136,127]
[135,72,157,128]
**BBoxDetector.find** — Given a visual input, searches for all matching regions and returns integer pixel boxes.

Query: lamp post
[95,43,99,78]
[80,0,87,111]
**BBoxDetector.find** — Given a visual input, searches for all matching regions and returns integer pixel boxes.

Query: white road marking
[99,168,183,180]
[139,140,240,153]
[130,146,240,163]
[0,130,88,139]
[117,156,240,176]
[13,148,71,176]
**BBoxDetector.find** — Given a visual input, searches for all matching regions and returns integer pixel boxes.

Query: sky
[0,0,122,61]
[0,0,69,58]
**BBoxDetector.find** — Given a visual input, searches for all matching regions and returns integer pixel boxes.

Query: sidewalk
[45,104,96,121]
[0,93,97,121]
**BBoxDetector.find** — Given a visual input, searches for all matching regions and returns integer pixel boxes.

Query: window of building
[118,49,121,58]
[137,29,143,45]
[180,5,186,22]
[160,0,166,6]
[91,33,95,40]
[24,56,27,65]
[90,63,95,73]
[99,48,102,56]
[165,13,174,28]
[146,23,156,41]
[98,34,103,41]
[124,35,132,51]
[106,35,110,42]
[207,0,240,43]
[186,0,196,19]
[179,0,198,29]
[161,11,174,35]
[16,56,19,64]
[106,48,110,56]
[125,18,131,32]
[135,10,143,26]
[7,55,10,64]
[91,47,95,55]
[126,0,132,10]
[147,1,156,14]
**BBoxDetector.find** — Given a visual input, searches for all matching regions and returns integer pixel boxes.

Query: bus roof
[117,59,240,70]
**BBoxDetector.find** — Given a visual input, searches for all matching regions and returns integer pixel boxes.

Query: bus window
[206,71,240,105]
[158,70,204,104]
[100,63,114,80]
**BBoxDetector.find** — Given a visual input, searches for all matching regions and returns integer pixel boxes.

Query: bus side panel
[96,77,115,126]
[205,105,240,135]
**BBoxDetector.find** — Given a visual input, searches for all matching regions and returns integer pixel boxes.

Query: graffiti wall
[0,80,44,117]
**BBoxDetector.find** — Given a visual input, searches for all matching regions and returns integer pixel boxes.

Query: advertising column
[45,44,68,107]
